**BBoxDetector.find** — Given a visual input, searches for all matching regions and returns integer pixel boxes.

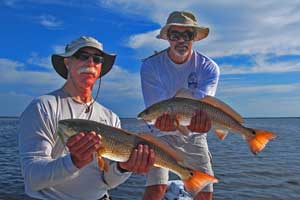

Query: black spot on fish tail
[248,128,256,135]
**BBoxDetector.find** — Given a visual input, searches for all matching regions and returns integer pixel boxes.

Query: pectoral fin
[174,114,191,136]
[97,150,109,172]
[214,129,229,140]
[177,125,191,136]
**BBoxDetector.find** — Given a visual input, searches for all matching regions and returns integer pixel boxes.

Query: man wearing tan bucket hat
[140,11,220,200]
[19,36,155,200]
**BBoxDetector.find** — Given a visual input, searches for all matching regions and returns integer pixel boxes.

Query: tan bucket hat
[157,11,209,41]
[51,36,116,79]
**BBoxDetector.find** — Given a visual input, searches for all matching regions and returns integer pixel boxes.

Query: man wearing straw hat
[140,11,220,200]
[19,36,155,200]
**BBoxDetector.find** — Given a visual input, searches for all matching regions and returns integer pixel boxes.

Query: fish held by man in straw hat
[57,118,218,196]
[137,89,277,155]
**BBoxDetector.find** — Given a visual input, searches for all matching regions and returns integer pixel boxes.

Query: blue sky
[1,0,300,118]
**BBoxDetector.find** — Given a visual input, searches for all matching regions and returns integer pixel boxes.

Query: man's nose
[177,36,186,42]
[86,56,95,64]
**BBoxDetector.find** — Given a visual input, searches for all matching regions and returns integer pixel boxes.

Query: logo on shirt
[188,72,198,89]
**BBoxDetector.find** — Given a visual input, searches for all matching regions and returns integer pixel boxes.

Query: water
[0,117,299,200]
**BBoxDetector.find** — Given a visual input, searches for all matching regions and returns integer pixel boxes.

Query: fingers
[67,131,102,169]
[155,113,176,131]
[66,132,85,147]
[189,110,211,133]
[119,144,155,174]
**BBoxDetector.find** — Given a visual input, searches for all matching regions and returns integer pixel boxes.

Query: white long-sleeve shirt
[18,88,131,200]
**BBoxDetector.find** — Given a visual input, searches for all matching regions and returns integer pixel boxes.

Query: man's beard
[174,43,190,57]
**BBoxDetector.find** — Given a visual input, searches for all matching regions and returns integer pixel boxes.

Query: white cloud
[53,45,65,54]
[128,29,162,49]
[219,83,300,96]
[37,15,63,29]
[27,52,52,69]
[230,95,300,118]
[220,55,300,75]
[0,58,63,86]
[106,1,300,58]
[101,65,142,100]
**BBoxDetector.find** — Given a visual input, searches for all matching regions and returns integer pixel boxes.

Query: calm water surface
[0,117,299,200]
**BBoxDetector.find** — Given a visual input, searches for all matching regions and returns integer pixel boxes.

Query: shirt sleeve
[140,61,167,107]
[194,61,220,98]
[102,162,131,189]
[18,99,79,192]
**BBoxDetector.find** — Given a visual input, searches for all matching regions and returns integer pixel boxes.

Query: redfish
[137,96,277,155]
[57,119,218,195]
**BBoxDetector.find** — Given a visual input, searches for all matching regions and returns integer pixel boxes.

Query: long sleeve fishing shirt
[18,88,131,200]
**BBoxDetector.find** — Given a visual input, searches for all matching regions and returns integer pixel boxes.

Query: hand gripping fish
[57,119,218,195]
[137,95,277,155]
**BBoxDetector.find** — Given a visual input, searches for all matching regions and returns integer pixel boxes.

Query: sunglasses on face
[167,30,195,41]
[73,51,104,64]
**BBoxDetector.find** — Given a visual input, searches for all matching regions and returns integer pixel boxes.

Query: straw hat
[157,11,209,41]
[51,36,116,79]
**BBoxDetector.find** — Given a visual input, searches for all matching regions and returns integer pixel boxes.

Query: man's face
[64,47,103,89]
[167,26,195,58]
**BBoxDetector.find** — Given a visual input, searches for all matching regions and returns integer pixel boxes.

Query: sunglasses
[73,51,104,64]
[167,30,195,41]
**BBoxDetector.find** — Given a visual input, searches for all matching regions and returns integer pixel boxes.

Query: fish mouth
[137,112,143,119]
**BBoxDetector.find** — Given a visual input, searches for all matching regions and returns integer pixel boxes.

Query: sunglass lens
[168,31,180,41]
[77,53,90,61]
[168,30,194,41]
[74,52,104,64]
[92,55,104,64]
[183,31,194,41]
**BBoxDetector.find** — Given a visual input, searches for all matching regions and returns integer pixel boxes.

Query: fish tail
[247,129,277,154]
[183,170,218,195]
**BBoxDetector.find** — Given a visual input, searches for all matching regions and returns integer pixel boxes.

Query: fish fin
[200,96,244,123]
[183,170,218,196]
[97,151,109,172]
[174,88,197,99]
[173,114,191,136]
[214,129,229,140]
[246,129,277,155]
[138,133,184,162]
[177,125,191,136]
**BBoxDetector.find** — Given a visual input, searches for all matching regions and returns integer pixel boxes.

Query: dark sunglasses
[167,30,195,41]
[73,51,104,64]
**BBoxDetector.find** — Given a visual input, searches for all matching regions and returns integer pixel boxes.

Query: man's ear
[64,58,69,69]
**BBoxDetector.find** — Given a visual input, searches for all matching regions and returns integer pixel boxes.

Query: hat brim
[51,49,116,79]
[157,23,209,41]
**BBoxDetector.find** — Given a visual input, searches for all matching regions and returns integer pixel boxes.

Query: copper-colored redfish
[57,119,218,195]
[137,96,277,155]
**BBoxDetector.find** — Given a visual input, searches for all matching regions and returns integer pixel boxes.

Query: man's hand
[154,113,176,131]
[118,144,155,174]
[66,131,102,169]
[188,110,211,133]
